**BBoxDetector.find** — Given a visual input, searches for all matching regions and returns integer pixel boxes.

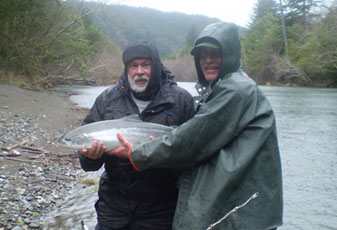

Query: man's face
[199,47,222,82]
[127,58,152,93]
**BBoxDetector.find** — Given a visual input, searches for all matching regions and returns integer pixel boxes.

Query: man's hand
[81,140,106,160]
[107,133,134,158]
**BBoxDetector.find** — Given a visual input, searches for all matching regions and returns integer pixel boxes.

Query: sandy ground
[0,84,89,169]
[0,84,95,229]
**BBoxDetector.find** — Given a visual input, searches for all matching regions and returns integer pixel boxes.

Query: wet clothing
[129,22,283,230]
[78,41,195,229]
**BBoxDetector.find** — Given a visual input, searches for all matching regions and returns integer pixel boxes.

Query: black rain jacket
[78,41,195,228]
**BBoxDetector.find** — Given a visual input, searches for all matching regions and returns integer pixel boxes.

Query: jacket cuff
[78,151,104,170]
[128,149,141,172]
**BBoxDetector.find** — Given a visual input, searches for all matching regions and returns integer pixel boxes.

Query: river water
[47,83,337,230]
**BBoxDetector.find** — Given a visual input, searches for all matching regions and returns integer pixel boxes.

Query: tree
[284,0,322,27]
[250,0,278,23]
[0,0,102,85]
[243,13,283,83]
[288,5,337,85]
[279,0,289,53]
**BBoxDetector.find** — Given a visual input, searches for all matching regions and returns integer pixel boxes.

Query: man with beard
[110,22,283,230]
[78,41,195,230]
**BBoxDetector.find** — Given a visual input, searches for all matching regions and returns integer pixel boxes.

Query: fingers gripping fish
[59,115,173,151]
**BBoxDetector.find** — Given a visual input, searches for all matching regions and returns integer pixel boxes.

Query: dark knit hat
[122,41,159,64]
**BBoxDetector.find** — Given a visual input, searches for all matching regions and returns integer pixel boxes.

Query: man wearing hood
[110,22,283,230]
[78,41,195,230]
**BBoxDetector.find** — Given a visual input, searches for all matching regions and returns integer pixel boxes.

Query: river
[47,83,337,230]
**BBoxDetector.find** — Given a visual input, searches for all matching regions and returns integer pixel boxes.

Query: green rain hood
[130,22,283,230]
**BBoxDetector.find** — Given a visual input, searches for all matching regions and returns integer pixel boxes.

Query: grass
[0,70,32,88]
[0,69,54,90]
[32,211,39,217]
[78,178,98,186]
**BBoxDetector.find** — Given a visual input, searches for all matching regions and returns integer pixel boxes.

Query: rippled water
[49,84,337,230]
[262,86,337,230]
[40,171,101,230]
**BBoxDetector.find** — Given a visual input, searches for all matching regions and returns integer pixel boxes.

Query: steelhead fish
[59,115,173,151]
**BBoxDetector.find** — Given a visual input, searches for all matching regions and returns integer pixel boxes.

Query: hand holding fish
[108,133,155,158]
[81,140,106,160]
[108,133,134,158]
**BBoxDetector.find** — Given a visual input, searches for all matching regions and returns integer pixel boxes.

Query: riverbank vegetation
[242,0,337,87]
[0,0,123,89]
[0,0,336,89]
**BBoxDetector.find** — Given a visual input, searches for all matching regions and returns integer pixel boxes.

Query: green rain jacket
[129,22,283,230]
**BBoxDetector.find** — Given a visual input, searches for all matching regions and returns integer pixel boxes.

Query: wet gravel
[0,96,89,230]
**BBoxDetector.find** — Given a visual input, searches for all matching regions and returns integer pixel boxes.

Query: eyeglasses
[200,48,222,59]
[128,63,151,71]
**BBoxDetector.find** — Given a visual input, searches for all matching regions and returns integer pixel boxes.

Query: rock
[28,221,39,228]
[0,85,88,229]
[11,226,22,230]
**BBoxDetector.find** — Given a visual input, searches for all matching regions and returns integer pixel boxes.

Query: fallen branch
[19,145,50,154]
[28,153,45,160]
[2,140,27,151]
[31,179,57,183]
[21,149,44,154]
[31,176,76,183]
[206,192,259,230]
[3,156,41,163]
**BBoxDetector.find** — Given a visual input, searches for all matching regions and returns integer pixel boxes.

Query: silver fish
[59,116,173,151]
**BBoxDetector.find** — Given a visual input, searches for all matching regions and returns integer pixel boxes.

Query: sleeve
[78,151,104,171]
[130,80,251,170]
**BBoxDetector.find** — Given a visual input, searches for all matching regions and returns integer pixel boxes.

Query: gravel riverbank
[0,84,93,230]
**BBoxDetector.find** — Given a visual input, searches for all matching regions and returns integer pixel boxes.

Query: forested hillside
[0,0,336,88]
[85,3,220,57]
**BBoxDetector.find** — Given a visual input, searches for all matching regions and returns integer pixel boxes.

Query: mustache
[134,75,150,81]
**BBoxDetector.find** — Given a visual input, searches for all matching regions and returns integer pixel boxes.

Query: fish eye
[72,134,88,147]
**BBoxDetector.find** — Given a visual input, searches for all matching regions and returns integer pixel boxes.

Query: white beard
[128,74,150,93]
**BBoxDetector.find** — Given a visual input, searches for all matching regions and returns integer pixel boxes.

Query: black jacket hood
[122,41,164,100]
[192,22,242,87]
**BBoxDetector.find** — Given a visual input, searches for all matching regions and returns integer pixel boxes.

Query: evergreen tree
[284,0,321,27]
[243,13,283,83]
[288,5,337,85]
[250,0,278,23]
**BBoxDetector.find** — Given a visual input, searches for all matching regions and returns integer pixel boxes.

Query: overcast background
[104,0,258,27]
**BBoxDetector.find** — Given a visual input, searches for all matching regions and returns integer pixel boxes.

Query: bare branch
[47,9,95,48]
[206,192,259,230]
[87,63,110,73]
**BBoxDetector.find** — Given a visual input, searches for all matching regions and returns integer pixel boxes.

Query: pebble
[0,106,87,230]
[11,227,22,230]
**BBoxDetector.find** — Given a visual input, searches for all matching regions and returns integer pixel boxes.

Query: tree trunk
[279,0,288,53]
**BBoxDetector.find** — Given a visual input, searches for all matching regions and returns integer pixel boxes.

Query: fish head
[59,133,90,149]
